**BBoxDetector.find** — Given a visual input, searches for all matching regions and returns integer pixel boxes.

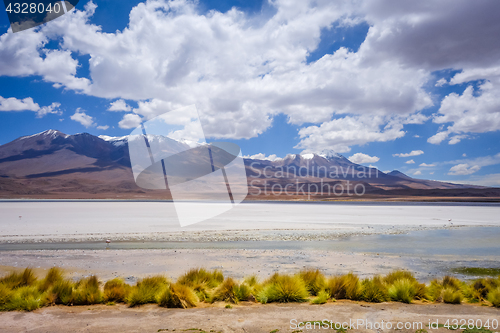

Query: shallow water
[1,226,499,257]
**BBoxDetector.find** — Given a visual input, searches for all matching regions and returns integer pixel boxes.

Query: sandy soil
[0,302,499,333]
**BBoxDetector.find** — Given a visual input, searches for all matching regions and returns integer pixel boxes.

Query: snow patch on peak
[99,135,128,142]
[319,149,343,159]
[20,129,67,140]
[284,154,296,160]
[301,153,314,160]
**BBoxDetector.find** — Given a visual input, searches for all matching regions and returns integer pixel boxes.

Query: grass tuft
[177,268,224,289]
[361,276,387,303]
[310,290,329,304]
[4,286,47,311]
[443,286,462,304]
[48,279,74,305]
[257,274,309,303]
[156,283,197,308]
[384,270,417,285]
[127,275,168,307]
[299,269,326,296]
[487,287,500,307]
[39,267,64,291]
[0,284,14,309]
[104,278,131,303]
[72,276,103,305]
[0,268,37,289]
[326,273,360,300]
[211,278,240,304]
[388,278,416,304]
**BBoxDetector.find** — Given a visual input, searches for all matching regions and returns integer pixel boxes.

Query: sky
[1,0,500,186]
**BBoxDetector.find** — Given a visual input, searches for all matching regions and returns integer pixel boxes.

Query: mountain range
[0,130,498,200]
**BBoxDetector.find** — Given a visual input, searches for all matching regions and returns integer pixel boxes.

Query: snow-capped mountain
[0,130,489,199]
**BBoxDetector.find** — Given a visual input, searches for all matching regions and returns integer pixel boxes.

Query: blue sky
[1,0,500,186]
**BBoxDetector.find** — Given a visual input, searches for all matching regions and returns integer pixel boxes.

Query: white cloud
[420,163,435,167]
[0,96,60,117]
[70,109,95,128]
[414,134,420,138]
[97,125,109,130]
[348,153,380,164]
[0,96,39,111]
[446,153,500,168]
[413,170,422,176]
[108,99,131,112]
[0,0,435,145]
[243,153,281,161]
[427,131,449,145]
[393,150,424,157]
[462,153,467,157]
[405,160,415,164]
[448,164,481,176]
[1,0,500,149]
[448,135,468,145]
[430,81,500,144]
[36,102,62,118]
[118,113,142,129]
[435,78,447,87]
[295,115,406,153]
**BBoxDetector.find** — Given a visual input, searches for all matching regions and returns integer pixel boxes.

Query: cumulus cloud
[448,164,481,176]
[0,96,39,112]
[118,113,142,129]
[295,115,407,153]
[97,125,109,130]
[37,102,62,118]
[243,153,281,161]
[393,150,424,157]
[70,109,95,128]
[0,96,61,117]
[348,153,380,164]
[420,163,435,167]
[435,78,447,87]
[405,159,415,164]
[1,0,500,151]
[108,99,131,112]
[429,83,500,145]
[413,170,422,176]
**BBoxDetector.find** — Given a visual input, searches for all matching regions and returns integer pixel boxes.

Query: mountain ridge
[0,129,496,200]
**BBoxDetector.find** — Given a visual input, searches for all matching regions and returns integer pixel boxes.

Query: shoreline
[0,224,470,244]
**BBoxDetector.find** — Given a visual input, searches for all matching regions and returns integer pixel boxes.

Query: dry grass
[326,273,360,300]
[156,283,198,308]
[487,287,500,307]
[1,266,499,311]
[388,278,417,304]
[299,269,326,296]
[361,276,387,303]
[211,278,240,304]
[72,276,103,305]
[0,268,37,289]
[104,278,131,303]
[177,268,224,289]
[126,275,168,307]
[257,274,309,304]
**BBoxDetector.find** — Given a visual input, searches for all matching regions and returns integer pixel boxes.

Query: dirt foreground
[0,301,499,333]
